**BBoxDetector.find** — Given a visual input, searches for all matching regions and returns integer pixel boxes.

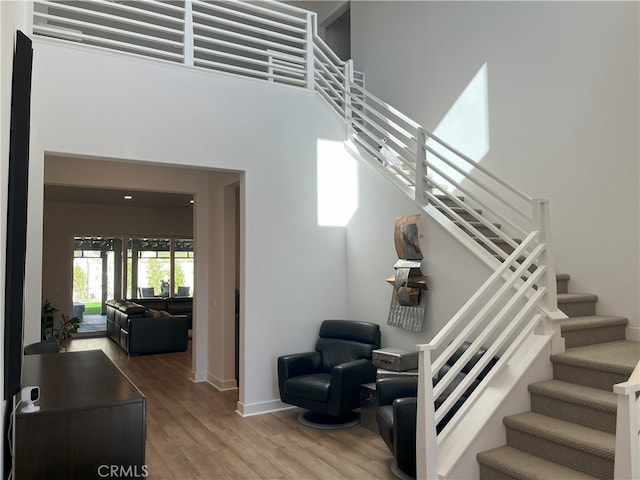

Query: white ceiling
[44,185,194,209]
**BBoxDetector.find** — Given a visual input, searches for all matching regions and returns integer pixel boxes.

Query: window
[73,236,194,315]
[126,238,194,298]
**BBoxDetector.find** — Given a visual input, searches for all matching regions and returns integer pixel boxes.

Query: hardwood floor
[66,337,396,479]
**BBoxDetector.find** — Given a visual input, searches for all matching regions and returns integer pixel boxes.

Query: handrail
[30,2,567,479]
[313,33,346,68]
[426,130,532,204]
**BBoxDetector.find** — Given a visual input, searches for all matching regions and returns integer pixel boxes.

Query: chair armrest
[393,396,417,478]
[326,358,377,415]
[376,376,419,406]
[331,358,377,388]
[277,352,321,380]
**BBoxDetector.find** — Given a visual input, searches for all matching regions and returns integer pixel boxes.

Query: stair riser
[556,278,569,294]
[558,300,596,318]
[432,196,463,208]
[457,224,501,237]
[506,428,613,479]
[530,394,616,434]
[478,239,516,255]
[478,464,517,480]
[444,210,481,222]
[562,325,627,348]
[436,206,482,221]
[552,363,631,391]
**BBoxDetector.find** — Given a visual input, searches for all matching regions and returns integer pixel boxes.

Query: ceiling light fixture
[124,195,133,200]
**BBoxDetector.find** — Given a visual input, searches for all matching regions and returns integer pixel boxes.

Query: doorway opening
[72,236,121,333]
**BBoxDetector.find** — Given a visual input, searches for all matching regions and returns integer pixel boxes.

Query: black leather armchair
[278,319,381,428]
[376,342,498,478]
[377,377,418,478]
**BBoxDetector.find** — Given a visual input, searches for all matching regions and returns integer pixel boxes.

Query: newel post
[344,60,354,138]
[613,363,640,480]
[414,128,427,206]
[532,199,558,331]
[183,0,194,67]
[416,347,438,480]
[305,13,315,90]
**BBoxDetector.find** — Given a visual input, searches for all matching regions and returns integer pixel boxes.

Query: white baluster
[417,347,438,480]
[532,199,558,331]
[344,60,354,138]
[415,128,427,206]
[305,13,315,90]
[184,0,194,67]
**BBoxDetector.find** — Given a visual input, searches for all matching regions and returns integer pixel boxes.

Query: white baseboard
[207,372,238,391]
[235,399,293,417]
[626,326,640,342]
[190,370,207,383]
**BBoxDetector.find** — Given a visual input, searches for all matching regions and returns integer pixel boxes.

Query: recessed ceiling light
[124,195,133,200]
[190,199,194,204]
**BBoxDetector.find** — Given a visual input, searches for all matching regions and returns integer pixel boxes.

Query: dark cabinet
[15,350,146,479]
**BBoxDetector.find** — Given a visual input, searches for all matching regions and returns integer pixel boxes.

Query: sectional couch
[132,297,193,329]
[106,298,192,356]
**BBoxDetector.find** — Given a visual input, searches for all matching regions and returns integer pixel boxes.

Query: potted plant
[41,300,81,350]
[53,313,81,350]
[41,300,56,341]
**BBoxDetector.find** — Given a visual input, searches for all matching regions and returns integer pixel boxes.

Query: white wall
[288,1,348,28]
[351,1,640,332]
[29,39,348,415]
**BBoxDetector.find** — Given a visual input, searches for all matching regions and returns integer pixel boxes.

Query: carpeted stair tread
[528,380,617,432]
[504,412,615,459]
[560,315,628,331]
[557,293,598,317]
[559,315,629,347]
[528,380,617,413]
[557,293,598,304]
[477,445,598,480]
[551,340,639,375]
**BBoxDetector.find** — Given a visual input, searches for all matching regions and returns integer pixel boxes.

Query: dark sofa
[132,297,193,329]
[106,299,189,356]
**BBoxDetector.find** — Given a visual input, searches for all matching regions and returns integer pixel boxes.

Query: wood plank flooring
[66,337,396,480]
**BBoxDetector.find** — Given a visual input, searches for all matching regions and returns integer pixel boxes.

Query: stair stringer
[438,331,559,479]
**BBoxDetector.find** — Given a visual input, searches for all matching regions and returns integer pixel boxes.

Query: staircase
[476,274,639,480]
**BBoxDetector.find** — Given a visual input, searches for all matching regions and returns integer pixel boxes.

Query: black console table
[15,350,146,479]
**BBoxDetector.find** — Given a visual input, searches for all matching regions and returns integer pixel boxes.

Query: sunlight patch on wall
[427,63,490,191]
[317,139,358,226]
